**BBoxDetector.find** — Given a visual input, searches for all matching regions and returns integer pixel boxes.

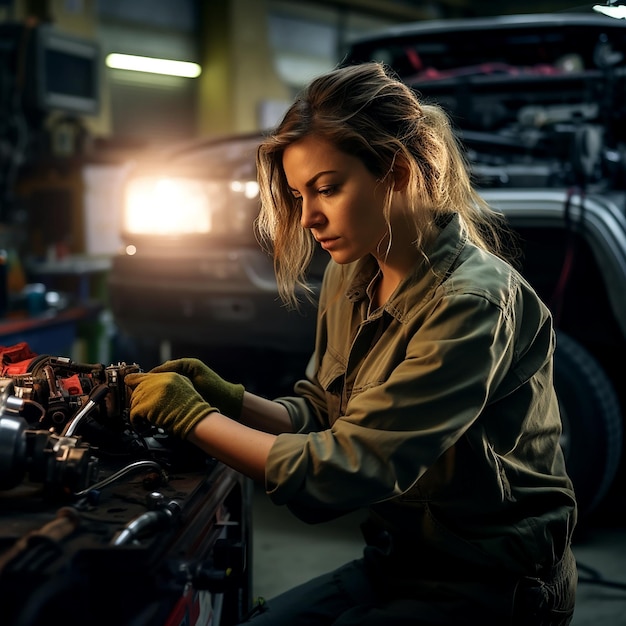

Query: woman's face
[282,135,392,265]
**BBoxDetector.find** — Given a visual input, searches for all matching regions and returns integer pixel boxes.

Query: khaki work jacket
[267,213,577,577]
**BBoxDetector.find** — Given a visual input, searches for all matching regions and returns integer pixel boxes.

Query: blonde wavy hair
[256,61,513,309]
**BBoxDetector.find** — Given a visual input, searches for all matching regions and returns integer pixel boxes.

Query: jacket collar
[343,213,467,322]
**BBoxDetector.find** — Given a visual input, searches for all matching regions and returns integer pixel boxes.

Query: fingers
[150,358,206,377]
[150,359,184,374]
[123,372,147,389]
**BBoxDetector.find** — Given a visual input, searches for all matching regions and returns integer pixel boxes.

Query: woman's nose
[300,197,325,229]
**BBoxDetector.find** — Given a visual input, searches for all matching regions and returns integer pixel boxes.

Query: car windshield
[171,135,260,182]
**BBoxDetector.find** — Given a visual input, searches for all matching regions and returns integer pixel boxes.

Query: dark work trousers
[238,545,577,625]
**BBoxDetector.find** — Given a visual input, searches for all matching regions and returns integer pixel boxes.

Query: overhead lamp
[105,53,202,78]
[593,0,626,18]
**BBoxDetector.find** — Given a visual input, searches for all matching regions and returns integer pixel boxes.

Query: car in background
[108,133,327,396]
[109,12,626,521]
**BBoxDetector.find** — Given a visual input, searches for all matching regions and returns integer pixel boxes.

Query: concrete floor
[251,485,626,625]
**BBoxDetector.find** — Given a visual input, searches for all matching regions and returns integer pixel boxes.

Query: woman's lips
[318,238,339,251]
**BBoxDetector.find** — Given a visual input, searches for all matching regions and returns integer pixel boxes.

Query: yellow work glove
[125,371,218,439]
[150,358,245,420]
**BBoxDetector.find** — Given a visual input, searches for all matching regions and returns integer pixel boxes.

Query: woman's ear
[392,158,410,192]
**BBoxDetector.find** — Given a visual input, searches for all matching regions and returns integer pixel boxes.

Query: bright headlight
[125,177,210,235]
[123,176,259,236]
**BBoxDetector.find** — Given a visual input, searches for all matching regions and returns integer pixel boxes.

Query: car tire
[553,331,623,518]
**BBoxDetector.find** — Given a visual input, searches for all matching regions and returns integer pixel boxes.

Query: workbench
[0,302,102,357]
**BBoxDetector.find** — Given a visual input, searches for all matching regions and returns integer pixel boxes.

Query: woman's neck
[372,243,421,307]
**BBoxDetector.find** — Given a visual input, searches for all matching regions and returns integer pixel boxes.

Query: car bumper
[108,249,319,353]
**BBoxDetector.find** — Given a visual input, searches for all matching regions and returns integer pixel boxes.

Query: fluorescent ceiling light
[593,3,626,18]
[106,53,202,78]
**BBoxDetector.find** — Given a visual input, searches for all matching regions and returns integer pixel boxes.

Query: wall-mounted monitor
[33,24,101,116]
[0,22,101,118]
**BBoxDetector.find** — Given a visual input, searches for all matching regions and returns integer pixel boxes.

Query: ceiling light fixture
[105,53,202,78]
[593,0,626,18]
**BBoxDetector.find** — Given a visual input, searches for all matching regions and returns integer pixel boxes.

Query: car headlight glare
[123,176,259,237]
[125,177,210,235]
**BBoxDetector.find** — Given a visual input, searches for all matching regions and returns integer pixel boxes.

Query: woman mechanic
[125,61,578,625]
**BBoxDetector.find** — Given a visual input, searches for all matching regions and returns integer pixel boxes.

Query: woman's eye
[318,186,336,197]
